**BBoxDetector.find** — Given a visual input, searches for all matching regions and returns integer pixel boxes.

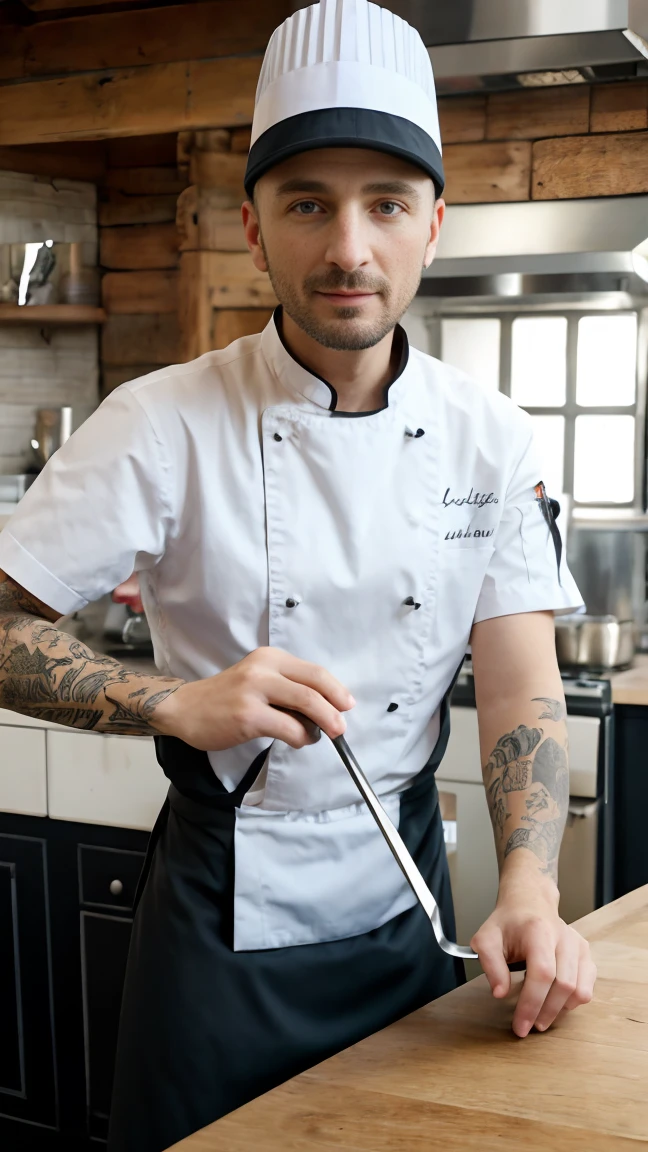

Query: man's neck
[281,310,400,413]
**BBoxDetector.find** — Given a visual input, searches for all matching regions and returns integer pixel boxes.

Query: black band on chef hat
[244,107,445,200]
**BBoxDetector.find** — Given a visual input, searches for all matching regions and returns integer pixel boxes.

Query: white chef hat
[244,0,444,198]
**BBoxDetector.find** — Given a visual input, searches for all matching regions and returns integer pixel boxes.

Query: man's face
[242,148,444,351]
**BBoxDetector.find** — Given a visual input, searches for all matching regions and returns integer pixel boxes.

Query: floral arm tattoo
[0,577,183,736]
[482,697,569,883]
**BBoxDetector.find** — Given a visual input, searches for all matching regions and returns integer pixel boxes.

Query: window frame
[428,304,648,512]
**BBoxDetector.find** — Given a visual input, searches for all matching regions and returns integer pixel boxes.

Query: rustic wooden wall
[439,83,648,202]
[98,133,186,394]
[1,0,647,377]
[174,81,648,362]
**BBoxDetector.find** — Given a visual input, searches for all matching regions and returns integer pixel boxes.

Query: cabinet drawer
[79,845,146,911]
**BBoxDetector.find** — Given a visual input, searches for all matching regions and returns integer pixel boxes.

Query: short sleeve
[474,416,584,624]
[0,385,172,615]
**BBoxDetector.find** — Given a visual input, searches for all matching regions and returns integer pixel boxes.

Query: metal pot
[555,615,636,672]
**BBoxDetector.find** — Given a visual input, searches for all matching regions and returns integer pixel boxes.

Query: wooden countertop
[168,886,648,1151]
[611,654,648,706]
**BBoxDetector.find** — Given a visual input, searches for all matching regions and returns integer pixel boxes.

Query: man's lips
[315,290,377,304]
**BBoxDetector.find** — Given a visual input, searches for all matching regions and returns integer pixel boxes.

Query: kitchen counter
[167,885,648,1151]
[610,654,648,706]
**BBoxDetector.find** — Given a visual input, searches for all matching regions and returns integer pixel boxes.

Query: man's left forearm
[481,692,568,885]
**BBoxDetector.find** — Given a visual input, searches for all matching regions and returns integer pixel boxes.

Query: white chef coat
[0,312,583,950]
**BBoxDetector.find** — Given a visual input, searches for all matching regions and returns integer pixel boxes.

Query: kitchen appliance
[293,0,648,91]
[437,662,614,977]
[555,614,636,671]
[32,406,73,470]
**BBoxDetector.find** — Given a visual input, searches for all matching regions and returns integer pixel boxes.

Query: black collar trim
[273,307,410,417]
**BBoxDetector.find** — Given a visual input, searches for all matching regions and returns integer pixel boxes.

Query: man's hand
[151,646,355,751]
[472,866,597,1038]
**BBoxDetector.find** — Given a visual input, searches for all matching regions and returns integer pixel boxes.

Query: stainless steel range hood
[419,197,648,297]
[365,1,648,92]
[290,2,648,90]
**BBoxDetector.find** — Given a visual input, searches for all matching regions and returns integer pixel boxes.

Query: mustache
[304,271,389,295]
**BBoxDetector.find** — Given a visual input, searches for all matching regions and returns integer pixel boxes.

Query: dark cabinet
[0,833,57,1129]
[614,705,648,897]
[81,912,134,1142]
[0,813,147,1150]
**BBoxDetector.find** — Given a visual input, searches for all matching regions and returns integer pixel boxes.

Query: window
[438,309,642,508]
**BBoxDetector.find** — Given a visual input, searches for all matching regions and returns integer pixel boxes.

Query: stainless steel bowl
[555,615,636,672]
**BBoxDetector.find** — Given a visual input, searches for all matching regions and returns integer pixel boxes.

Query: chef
[0,1,597,1149]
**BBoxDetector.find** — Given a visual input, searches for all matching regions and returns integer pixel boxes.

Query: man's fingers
[276,651,356,712]
[564,951,597,1012]
[512,925,556,1038]
[472,927,511,999]
[261,706,319,749]
[532,929,580,1032]
[269,679,347,741]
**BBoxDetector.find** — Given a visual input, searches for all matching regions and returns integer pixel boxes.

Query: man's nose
[323,207,372,271]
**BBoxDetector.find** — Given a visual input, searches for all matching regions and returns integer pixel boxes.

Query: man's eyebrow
[273,178,423,201]
[361,180,422,202]
[275,178,330,195]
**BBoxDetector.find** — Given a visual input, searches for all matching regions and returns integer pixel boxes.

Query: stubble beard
[260,235,424,352]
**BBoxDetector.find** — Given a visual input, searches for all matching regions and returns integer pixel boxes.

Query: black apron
[107,694,464,1152]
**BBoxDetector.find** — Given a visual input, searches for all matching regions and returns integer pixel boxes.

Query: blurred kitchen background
[1,3,648,1141]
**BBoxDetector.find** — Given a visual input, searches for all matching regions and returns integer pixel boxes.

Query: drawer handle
[109,879,124,897]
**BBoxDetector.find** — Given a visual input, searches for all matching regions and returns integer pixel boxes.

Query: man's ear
[423,197,445,270]
[241,199,269,273]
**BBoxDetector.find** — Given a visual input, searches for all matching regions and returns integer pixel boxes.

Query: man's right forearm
[0,595,184,736]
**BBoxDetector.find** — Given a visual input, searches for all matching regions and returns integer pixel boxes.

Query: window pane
[574,416,635,503]
[511,317,567,407]
[576,315,637,407]
[441,318,500,391]
[529,415,565,497]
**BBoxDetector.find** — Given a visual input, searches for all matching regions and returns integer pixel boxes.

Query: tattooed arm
[469,610,596,1038]
[0,570,184,735]
[0,570,352,748]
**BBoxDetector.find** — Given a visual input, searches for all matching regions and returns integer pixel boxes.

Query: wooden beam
[590,82,648,133]
[102,270,178,314]
[213,308,272,349]
[188,151,246,202]
[438,97,486,144]
[202,252,276,309]
[178,250,276,359]
[0,1,288,80]
[0,56,261,146]
[0,140,107,181]
[177,188,247,251]
[100,223,179,270]
[486,86,591,141]
[98,193,179,227]
[103,166,188,195]
[102,313,180,365]
[444,141,531,203]
[107,133,178,168]
[22,0,148,10]
[532,132,648,198]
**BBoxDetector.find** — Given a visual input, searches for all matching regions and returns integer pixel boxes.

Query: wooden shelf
[0,304,106,325]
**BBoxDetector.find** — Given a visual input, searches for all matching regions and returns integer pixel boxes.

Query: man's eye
[378,201,403,216]
[294,201,321,215]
